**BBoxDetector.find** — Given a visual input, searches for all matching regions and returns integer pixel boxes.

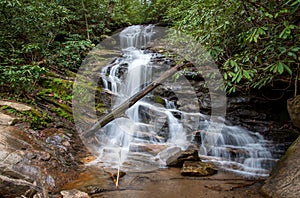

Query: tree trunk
[83,63,184,138]
[81,0,90,40]
[106,0,115,29]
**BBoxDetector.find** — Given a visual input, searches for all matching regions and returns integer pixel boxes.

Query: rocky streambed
[0,88,299,198]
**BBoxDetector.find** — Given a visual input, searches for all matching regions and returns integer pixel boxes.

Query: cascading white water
[197,123,274,176]
[95,25,277,176]
[119,25,155,49]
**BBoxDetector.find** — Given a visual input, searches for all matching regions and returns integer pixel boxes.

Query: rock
[0,100,32,111]
[0,125,81,197]
[86,185,104,195]
[181,161,217,177]
[80,156,96,164]
[111,171,126,180]
[0,112,16,125]
[0,126,35,196]
[156,146,182,162]
[166,150,200,167]
[262,135,300,198]
[60,189,90,198]
[192,130,206,143]
[129,143,167,155]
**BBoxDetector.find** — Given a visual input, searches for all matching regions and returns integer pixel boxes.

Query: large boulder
[166,150,200,167]
[262,135,300,198]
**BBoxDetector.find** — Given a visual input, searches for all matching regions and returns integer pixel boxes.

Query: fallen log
[83,62,184,138]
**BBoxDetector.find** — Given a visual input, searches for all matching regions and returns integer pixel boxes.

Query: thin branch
[295,54,300,97]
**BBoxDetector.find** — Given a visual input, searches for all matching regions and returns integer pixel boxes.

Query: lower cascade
[91,25,279,177]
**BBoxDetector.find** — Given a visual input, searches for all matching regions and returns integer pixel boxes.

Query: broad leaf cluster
[166,0,300,93]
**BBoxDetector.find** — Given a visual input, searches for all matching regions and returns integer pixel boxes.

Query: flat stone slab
[0,100,31,111]
[0,112,15,126]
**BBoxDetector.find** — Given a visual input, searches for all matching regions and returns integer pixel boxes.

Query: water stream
[92,25,278,177]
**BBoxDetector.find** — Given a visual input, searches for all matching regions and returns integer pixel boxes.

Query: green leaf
[230,59,238,68]
[282,63,292,75]
[291,47,300,52]
[223,72,228,80]
[243,70,251,80]
[277,62,284,74]
[287,52,297,59]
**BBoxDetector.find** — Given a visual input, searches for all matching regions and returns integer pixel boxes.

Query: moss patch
[153,95,165,105]
[39,77,73,103]
[0,105,52,129]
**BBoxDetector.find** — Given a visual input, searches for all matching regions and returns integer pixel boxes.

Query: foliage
[112,0,173,25]
[142,0,178,24]
[166,0,300,93]
[54,107,73,121]
[39,76,73,103]
[1,0,298,97]
[0,65,46,95]
[0,0,147,96]
[49,36,93,70]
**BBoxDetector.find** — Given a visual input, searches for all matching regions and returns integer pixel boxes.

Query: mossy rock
[153,95,165,105]
[262,135,300,197]
[181,161,217,177]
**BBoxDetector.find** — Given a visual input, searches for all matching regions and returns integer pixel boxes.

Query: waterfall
[94,25,277,176]
[119,25,155,49]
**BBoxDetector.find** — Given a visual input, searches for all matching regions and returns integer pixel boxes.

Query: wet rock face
[262,135,300,198]
[166,150,200,167]
[0,125,83,197]
[181,161,217,177]
[0,126,36,197]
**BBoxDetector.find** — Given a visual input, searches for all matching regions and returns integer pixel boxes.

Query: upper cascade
[119,25,155,49]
